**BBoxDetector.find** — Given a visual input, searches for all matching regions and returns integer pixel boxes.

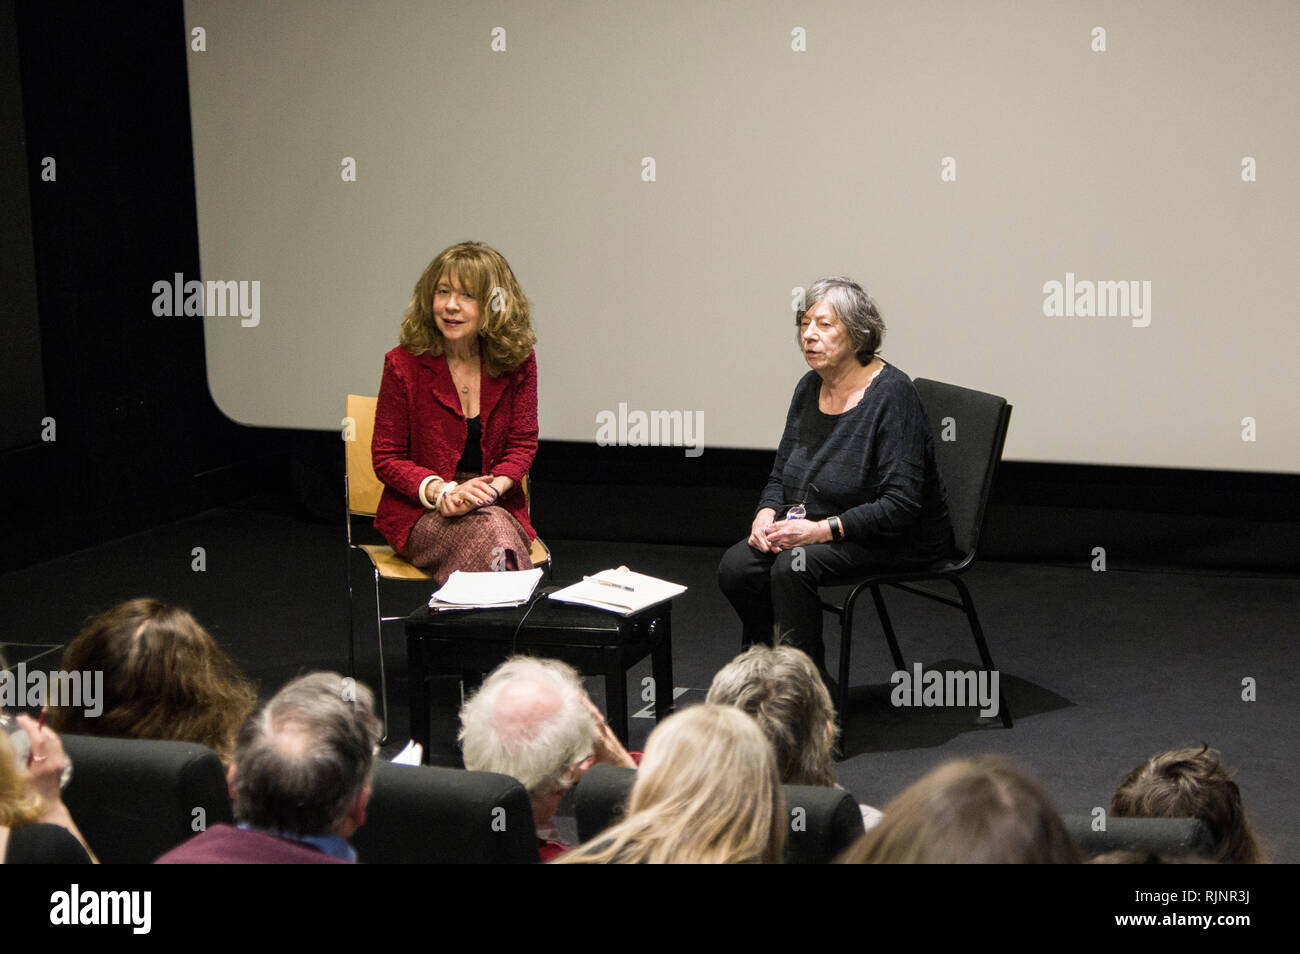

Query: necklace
[449,354,478,397]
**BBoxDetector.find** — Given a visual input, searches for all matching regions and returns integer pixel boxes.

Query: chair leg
[870,585,906,672]
[346,550,357,681]
[836,593,857,726]
[949,575,1013,728]
[370,566,390,744]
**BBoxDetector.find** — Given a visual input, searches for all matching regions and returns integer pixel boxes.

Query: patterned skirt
[400,472,534,585]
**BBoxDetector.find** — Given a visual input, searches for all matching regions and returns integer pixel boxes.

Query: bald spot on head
[267,719,316,760]
[491,679,564,744]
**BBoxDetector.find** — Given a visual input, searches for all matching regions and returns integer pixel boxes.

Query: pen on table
[585,575,635,592]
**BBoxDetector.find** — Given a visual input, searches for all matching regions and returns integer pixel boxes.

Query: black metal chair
[822,379,1013,728]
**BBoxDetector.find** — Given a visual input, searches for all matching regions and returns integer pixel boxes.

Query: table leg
[604,647,630,747]
[651,610,674,723]
[406,632,430,759]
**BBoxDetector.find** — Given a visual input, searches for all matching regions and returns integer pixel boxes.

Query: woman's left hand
[446,475,500,513]
[763,518,831,553]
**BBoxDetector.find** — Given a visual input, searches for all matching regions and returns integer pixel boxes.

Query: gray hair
[232,671,380,836]
[706,643,838,787]
[797,277,886,364]
[459,656,597,800]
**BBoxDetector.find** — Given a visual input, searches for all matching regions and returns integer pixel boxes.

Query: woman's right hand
[748,508,777,552]
[15,714,69,808]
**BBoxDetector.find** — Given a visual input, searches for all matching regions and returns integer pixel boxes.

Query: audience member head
[459,656,598,827]
[231,672,380,839]
[839,756,1079,864]
[1111,744,1266,864]
[557,704,786,864]
[706,642,837,787]
[49,598,258,764]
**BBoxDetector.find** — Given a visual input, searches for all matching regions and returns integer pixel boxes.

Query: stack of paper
[548,567,686,615]
[428,568,544,611]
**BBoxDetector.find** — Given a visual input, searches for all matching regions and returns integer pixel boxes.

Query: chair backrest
[60,734,235,864]
[1063,815,1216,860]
[351,760,540,863]
[345,394,384,517]
[572,763,865,864]
[912,379,1012,558]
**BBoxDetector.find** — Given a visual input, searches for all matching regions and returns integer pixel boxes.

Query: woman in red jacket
[372,242,538,583]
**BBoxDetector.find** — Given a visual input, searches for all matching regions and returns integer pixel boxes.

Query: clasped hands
[747,507,832,553]
[437,475,504,517]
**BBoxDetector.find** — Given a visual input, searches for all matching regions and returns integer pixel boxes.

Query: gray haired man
[459,656,635,861]
[157,671,381,864]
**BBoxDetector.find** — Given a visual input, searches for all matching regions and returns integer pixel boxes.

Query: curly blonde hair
[556,705,786,864]
[48,599,258,765]
[398,241,535,377]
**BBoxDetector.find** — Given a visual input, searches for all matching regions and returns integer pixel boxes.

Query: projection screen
[183,0,1300,472]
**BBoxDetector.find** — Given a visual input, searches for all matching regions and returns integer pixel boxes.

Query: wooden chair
[344,394,550,741]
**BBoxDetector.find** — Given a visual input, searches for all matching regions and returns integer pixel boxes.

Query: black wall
[3,0,288,572]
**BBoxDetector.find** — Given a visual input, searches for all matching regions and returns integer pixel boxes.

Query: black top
[456,415,482,474]
[3,823,93,864]
[757,364,954,560]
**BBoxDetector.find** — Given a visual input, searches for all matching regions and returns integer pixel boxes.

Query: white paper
[429,568,544,608]
[548,567,686,615]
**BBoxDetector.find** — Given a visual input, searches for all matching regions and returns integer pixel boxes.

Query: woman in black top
[717,277,954,681]
[1,711,94,864]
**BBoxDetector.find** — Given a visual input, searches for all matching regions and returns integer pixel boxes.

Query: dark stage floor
[2,496,1295,862]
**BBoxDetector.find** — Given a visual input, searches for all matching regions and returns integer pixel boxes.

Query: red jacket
[372,345,538,552]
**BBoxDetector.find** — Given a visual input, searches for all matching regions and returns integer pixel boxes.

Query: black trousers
[717,538,916,671]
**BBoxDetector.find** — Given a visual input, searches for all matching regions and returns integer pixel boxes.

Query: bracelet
[829,516,843,542]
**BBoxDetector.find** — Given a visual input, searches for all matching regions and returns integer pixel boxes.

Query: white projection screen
[184,1,1300,472]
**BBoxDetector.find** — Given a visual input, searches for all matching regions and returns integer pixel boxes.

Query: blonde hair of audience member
[838,756,1080,864]
[49,598,258,765]
[0,730,44,830]
[1111,744,1267,864]
[555,704,786,864]
[706,641,837,787]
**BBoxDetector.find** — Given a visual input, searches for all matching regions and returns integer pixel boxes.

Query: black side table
[405,587,674,765]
